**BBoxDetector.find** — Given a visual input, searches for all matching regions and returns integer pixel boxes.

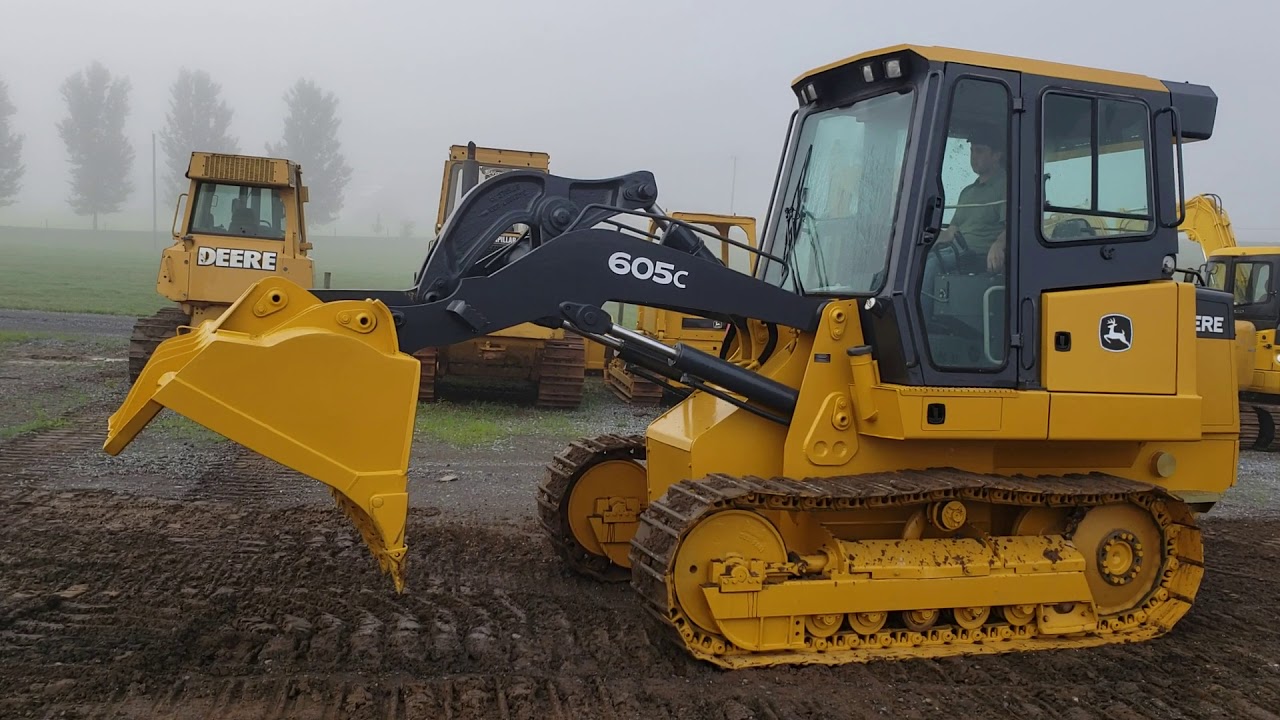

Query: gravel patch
[1207,449,1280,520]
[0,308,135,337]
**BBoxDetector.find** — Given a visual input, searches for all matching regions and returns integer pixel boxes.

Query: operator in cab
[922,125,1008,317]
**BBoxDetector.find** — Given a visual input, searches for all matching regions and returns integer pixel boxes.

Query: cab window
[1041,92,1153,242]
[1233,261,1273,306]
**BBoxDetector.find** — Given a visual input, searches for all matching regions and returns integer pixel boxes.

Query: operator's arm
[987,229,1006,272]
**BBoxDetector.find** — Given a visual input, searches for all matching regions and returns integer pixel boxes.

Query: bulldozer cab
[160,152,313,324]
[435,142,551,237]
[759,46,1218,389]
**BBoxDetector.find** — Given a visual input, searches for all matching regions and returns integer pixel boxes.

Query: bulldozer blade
[104,277,421,592]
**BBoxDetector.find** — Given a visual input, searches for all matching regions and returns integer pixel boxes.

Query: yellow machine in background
[1175,194,1280,450]
[413,142,589,407]
[109,45,1244,668]
[128,152,312,381]
[604,212,758,404]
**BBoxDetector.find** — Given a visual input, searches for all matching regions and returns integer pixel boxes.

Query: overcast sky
[0,0,1273,240]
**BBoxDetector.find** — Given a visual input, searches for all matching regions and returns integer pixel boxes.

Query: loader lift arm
[106,168,829,590]
[315,169,828,417]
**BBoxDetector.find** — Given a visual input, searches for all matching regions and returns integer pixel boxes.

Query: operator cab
[1206,249,1280,331]
[757,45,1218,389]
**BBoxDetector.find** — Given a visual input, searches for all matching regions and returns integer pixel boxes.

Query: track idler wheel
[536,435,647,582]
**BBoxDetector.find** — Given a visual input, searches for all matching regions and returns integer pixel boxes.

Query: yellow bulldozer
[603,212,758,404]
[128,152,312,381]
[108,44,1245,668]
[1174,193,1280,450]
[411,142,590,406]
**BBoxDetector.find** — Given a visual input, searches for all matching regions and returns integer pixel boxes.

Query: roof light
[861,64,875,82]
[884,58,902,79]
[800,82,818,103]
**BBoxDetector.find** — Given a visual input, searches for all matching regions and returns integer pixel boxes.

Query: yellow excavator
[1175,193,1280,450]
[128,152,312,380]
[603,212,758,404]
[106,44,1244,668]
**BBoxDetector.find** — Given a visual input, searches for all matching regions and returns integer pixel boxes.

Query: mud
[2,333,1280,719]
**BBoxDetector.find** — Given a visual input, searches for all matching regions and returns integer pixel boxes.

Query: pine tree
[266,78,352,226]
[56,61,135,229]
[157,68,237,201]
[0,77,23,208]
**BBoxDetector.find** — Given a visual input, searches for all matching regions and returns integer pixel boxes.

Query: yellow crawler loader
[107,45,1245,668]
[1173,194,1280,450]
[603,212,758,404]
[128,152,312,381]
[413,142,590,406]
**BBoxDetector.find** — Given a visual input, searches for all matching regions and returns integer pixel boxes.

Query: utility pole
[151,132,157,248]
[729,155,738,215]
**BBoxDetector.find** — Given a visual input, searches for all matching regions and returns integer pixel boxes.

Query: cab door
[911,64,1022,389]
[1015,76,1180,393]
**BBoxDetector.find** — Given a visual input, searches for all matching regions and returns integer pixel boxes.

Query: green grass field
[0,226,425,316]
[0,226,638,326]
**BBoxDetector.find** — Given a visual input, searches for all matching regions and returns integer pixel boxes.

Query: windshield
[190,183,286,240]
[763,88,915,294]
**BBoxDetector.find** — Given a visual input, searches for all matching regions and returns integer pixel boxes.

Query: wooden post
[323,272,332,289]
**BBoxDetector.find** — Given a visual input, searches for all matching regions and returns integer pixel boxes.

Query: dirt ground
[2,311,1280,720]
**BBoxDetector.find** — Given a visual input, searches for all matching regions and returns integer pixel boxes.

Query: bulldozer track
[1241,400,1279,452]
[413,347,439,402]
[127,307,190,383]
[535,433,646,582]
[603,364,665,406]
[629,469,1202,668]
[535,337,586,409]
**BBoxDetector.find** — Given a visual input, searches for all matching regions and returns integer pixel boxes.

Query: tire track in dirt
[3,485,1280,720]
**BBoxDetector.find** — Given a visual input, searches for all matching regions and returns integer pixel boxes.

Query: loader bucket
[104,278,421,592]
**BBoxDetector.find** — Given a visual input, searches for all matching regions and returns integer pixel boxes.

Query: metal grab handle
[983,284,1007,366]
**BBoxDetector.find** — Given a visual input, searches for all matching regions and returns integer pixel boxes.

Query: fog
[0,0,1274,240]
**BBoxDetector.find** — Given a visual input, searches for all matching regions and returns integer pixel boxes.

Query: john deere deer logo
[1099,314,1133,352]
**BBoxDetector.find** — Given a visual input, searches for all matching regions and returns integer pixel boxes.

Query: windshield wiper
[781,144,813,294]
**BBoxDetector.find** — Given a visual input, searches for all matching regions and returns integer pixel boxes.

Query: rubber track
[127,307,189,382]
[629,469,1203,668]
[535,337,586,409]
[535,433,645,582]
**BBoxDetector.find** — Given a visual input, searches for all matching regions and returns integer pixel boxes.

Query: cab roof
[792,44,1168,92]
[791,44,1217,141]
